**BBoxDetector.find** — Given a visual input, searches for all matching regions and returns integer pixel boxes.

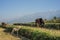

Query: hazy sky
[0,0,60,21]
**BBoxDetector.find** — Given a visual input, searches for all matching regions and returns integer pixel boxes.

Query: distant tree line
[44,16,60,23]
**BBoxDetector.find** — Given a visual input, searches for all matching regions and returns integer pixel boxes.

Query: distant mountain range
[9,10,60,23]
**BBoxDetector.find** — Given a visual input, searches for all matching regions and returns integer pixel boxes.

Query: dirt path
[0,28,22,40]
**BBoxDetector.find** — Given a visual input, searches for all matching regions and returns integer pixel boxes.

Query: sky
[0,0,60,22]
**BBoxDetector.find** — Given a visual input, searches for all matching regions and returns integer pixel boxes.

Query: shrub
[4,25,60,40]
[45,23,60,30]
[18,26,60,40]
[4,25,16,33]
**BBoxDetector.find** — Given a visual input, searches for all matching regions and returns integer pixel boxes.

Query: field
[0,28,21,40]
[20,26,60,37]
[3,24,60,40]
[0,23,60,40]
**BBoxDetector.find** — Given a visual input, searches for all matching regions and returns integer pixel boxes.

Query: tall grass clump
[18,26,60,40]
[45,23,60,30]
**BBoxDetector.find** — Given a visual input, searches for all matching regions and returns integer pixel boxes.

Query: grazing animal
[35,18,44,27]
[11,26,21,37]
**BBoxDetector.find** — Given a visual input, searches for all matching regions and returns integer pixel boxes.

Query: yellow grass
[0,28,21,40]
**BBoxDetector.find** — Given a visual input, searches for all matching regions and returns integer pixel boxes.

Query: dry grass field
[0,28,21,40]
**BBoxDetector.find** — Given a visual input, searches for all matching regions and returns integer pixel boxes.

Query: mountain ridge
[9,10,60,23]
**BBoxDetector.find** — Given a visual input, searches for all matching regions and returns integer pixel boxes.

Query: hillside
[9,10,60,23]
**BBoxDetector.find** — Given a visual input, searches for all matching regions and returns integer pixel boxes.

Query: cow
[35,18,44,27]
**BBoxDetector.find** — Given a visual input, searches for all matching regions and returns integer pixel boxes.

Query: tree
[53,16,57,20]
[35,18,45,27]
[1,22,7,28]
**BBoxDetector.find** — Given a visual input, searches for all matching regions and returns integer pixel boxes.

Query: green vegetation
[13,23,60,30]
[0,16,60,40]
[19,26,60,40]
[4,25,60,40]
[44,16,60,23]
[44,23,60,30]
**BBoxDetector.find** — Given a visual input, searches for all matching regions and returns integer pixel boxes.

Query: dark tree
[53,16,57,20]
[35,18,45,27]
[1,22,7,28]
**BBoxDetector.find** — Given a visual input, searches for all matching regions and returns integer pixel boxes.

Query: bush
[5,27,13,32]
[4,25,60,40]
[18,27,60,40]
[45,23,60,30]
[4,25,16,33]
